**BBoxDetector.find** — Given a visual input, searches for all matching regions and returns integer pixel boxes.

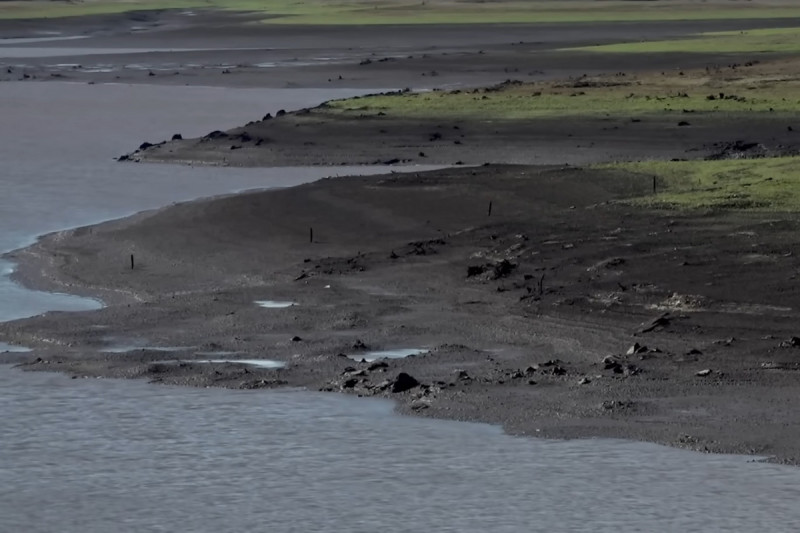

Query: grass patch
[323,60,800,120]
[4,0,800,23]
[576,26,800,54]
[606,157,800,210]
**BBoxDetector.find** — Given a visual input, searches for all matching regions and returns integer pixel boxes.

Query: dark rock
[491,259,516,279]
[276,109,286,117]
[343,378,359,389]
[626,343,647,356]
[139,142,154,150]
[262,113,272,121]
[203,130,228,140]
[342,366,356,374]
[368,361,388,371]
[454,369,471,381]
[391,372,419,393]
[171,133,183,141]
[352,339,368,350]
[677,121,690,127]
[467,265,486,277]
[291,336,302,342]
[780,337,800,348]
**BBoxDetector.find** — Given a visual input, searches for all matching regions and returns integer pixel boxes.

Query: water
[3,80,800,531]
[352,348,428,362]
[182,358,286,368]
[3,366,800,533]
[0,82,402,322]
[0,341,31,353]
[254,300,296,308]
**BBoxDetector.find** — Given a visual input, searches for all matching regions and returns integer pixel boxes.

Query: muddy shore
[5,164,800,463]
[5,9,800,464]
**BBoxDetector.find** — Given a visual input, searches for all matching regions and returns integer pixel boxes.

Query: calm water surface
[3,82,800,532]
[3,366,800,533]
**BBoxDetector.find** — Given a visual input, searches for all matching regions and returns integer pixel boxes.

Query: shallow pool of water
[0,341,31,353]
[255,300,296,308]
[351,348,428,362]
[187,358,285,369]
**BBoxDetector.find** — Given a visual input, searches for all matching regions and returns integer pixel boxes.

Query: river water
[3,81,800,532]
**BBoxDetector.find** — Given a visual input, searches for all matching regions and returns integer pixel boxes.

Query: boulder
[391,372,419,393]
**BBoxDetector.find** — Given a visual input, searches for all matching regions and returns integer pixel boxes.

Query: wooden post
[653,175,657,194]
[309,227,313,243]
[487,200,493,217]
[130,254,135,270]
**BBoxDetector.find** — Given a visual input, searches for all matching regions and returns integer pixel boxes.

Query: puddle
[167,359,286,369]
[0,36,88,45]
[103,345,192,354]
[0,342,32,353]
[255,300,296,309]
[350,348,427,362]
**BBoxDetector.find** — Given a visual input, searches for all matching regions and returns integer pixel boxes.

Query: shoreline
[5,164,800,464]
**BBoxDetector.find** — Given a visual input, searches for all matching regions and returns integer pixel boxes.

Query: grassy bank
[4,0,800,23]
[576,26,800,54]
[607,157,800,210]
[322,59,800,119]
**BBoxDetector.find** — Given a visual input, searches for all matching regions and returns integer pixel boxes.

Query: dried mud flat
[5,165,800,463]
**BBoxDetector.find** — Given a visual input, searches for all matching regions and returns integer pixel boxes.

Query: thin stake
[653,175,657,194]
[309,227,313,243]
[130,254,135,270]
[487,200,493,217]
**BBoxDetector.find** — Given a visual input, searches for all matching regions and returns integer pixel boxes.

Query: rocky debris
[466,259,517,280]
[705,139,770,160]
[454,369,472,381]
[578,377,591,385]
[202,130,228,140]
[780,337,800,348]
[626,343,648,356]
[540,360,567,376]
[602,400,636,411]
[342,378,359,389]
[638,313,671,334]
[601,355,641,376]
[391,372,420,393]
[352,339,368,350]
[367,361,388,371]
[696,369,712,377]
